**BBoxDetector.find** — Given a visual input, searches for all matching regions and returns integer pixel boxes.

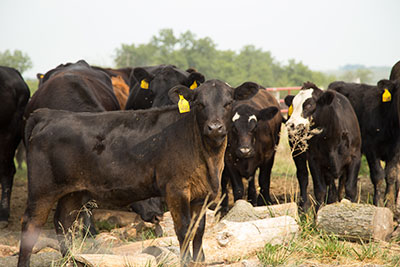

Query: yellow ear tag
[178,95,190,113]
[39,74,44,79]
[190,81,198,90]
[288,105,293,116]
[140,79,149,89]
[382,89,391,102]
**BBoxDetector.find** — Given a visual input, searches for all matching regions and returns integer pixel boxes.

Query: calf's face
[231,105,278,158]
[169,80,259,147]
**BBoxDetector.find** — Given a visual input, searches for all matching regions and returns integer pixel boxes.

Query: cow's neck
[191,112,227,199]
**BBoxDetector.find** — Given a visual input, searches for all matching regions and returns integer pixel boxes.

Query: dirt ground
[0,151,380,249]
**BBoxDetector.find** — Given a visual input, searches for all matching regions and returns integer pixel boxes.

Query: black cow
[0,66,30,227]
[26,60,120,116]
[220,88,282,214]
[18,80,259,267]
[125,64,205,110]
[390,60,400,81]
[25,60,121,235]
[328,79,400,211]
[285,82,361,209]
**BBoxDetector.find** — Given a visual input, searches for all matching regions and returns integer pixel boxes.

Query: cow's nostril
[208,123,223,132]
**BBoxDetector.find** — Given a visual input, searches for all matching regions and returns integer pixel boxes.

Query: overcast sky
[1,0,399,79]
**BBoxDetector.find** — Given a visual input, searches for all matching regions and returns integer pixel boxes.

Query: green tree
[114,28,334,88]
[0,49,33,74]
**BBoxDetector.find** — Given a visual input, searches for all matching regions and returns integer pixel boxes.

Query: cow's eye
[197,103,205,109]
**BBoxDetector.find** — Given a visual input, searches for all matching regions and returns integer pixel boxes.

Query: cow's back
[329,81,397,158]
[25,66,120,117]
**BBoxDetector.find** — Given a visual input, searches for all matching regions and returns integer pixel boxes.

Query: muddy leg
[191,204,206,263]
[18,197,57,267]
[166,186,192,266]
[54,192,93,256]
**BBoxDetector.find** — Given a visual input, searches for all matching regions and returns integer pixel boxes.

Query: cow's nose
[208,122,223,133]
[240,147,251,154]
[237,146,254,158]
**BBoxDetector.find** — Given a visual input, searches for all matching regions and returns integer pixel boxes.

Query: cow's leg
[308,155,325,211]
[344,156,361,202]
[191,204,206,263]
[166,186,192,265]
[384,156,400,210]
[230,170,245,202]
[54,192,92,256]
[80,194,97,236]
[366,152,385,206]
[326,178,338,204]
[219,168,230,216]
[18,196,57,267]
[292,151,309,210]
[247,176,257,206]
[257,156,275,206]
[0,148,16,228]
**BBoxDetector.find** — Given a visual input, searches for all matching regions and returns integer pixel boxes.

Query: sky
[1,0,399,79]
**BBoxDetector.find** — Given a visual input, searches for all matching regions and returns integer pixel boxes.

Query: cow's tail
[24,111,42,148]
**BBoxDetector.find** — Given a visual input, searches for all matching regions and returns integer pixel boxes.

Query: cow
[284,82,361,210]
[328,79,400,211]
[25,60,121,235]
[0,66,30,228]
[111,75,130,109]
[390,60,400,81]
[125,64,205,110]
[26,60,120,116]
[18,79,259,267]
[219,88,282,215]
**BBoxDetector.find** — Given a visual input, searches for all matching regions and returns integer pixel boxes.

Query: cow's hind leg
[366,152,385,206]
[18,196,57,267]
[344,156,361,202]
[54,191,93,256]
[384,156,400,211]
[0,149,17,228]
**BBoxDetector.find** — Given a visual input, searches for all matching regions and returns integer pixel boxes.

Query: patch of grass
[96,220,118,232]
[352,239,379,261]
[257,243,293,266]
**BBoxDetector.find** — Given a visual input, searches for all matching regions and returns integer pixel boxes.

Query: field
[1,126,400,266]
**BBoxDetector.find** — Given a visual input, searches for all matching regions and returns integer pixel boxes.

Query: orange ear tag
[140,80,149,89]
[382,89,391,102]
[190,81,198,90]
[178,95,190,113]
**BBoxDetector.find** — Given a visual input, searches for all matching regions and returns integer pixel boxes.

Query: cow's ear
[36,73,44,80]
[234,82,259,100]
[258,106,279,121]
[168,85,196,104]
[186,72,205,89]
[317,90,335,106]
[133,68,155,84]
[284,95,295,106]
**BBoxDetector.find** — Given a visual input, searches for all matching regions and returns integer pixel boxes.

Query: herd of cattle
[0,59,399,266]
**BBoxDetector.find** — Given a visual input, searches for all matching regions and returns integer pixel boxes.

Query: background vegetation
[114,29,337,88]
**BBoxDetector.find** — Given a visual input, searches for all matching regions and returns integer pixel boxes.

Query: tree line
[2,28,378,91]
[114,29,336,88]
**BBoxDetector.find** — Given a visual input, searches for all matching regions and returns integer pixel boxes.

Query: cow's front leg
[191,204,206,263]
[166,186,192,266]
[384,155,400,211]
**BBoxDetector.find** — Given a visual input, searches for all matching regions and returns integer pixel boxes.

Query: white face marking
[286,89,313,128]
[232,112,241,122]
[248,115,257,122]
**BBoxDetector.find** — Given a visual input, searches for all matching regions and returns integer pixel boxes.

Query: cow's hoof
[0,220,8,229]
